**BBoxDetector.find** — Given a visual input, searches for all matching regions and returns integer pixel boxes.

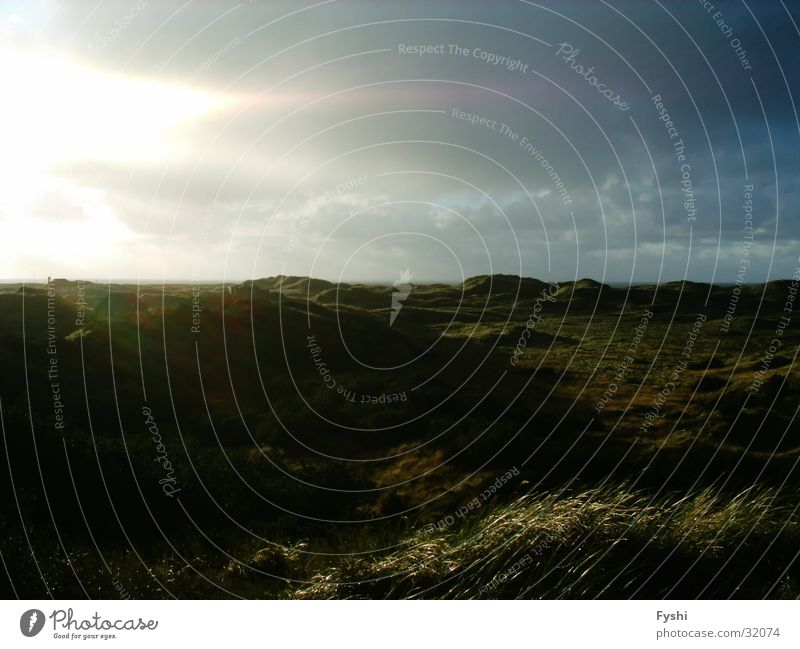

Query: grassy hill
[1,274,798,598]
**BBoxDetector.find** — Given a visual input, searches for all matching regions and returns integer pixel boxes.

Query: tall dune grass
[292,487,799,599]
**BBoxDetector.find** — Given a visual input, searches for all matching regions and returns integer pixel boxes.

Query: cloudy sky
[1,0,798,283]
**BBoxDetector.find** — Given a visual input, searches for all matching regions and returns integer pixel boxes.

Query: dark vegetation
[0,275,798,598]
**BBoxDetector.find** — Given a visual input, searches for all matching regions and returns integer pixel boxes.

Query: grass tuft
[292,487,799,599]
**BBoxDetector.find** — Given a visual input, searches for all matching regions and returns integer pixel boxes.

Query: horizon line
[0,275,795,287]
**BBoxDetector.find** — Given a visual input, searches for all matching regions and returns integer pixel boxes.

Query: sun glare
[0,47,229,276]
[0,49,224,174]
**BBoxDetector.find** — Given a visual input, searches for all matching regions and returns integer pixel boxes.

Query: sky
[1,0,799,284]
